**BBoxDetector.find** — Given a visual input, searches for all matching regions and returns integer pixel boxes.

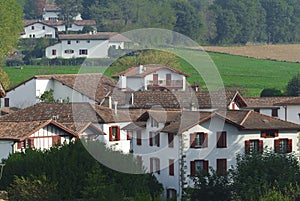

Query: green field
[4,50,300,97]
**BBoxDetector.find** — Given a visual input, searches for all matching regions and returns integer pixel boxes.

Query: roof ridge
[240,110,252,125]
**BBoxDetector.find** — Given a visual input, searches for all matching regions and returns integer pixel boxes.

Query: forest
[17,0,300,45]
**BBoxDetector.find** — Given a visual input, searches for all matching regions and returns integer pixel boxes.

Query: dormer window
[150,117,159,127]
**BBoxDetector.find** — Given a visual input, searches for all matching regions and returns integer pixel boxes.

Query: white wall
[126,77,144,91]
[109,42,125,49]
[0,141,13,161]
[21,23,56,39]
[43,11,59,21]
[283,105,300,124]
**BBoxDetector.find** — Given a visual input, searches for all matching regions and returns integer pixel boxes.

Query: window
[67,40,71,44]
[42,26,45,30]
[79,49,88,55]
[149,132,160,147]
[150,117,159,127]
[87,40,90,43]
[127,131,132,140]
[109,126,120,141]
[217,131,227,148]
[32,34,35,38]
[17,138,34,149]
[45,34,52,38]
[136,155,142,167]
[31,26,34,30]
[76,40,79,43]
[29,34,32,38]
[168,133,174,148]
[275,139,292,153]
[190,160,208,176]
[52,136,61,145]
[64,49,74,54]
[4,98,9,107]
[150,157,160,174]
[136,130,142,145]
[166,189,177,199]
[52,49,56,55]
[261,130,278,138]
[245,139,263,154]
[166,74,171,86]
[272,108,278,117]
[190,132,208,148]
[169,159,174,176]
[217,159,227,176]
[254,108,260,113]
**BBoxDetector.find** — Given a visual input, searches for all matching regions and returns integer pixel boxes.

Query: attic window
[261,130,278,138]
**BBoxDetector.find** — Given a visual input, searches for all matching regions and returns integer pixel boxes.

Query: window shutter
[274,131,279,137]
[203,133,208,147]
[157,159,160,174]
[17,141,22,149]
[190,133,196,148]
[190,161,195,176]
[261,131,266,138]
[117,126,120,141]
[274,139,280,153]
[288,139,292,153]
[150,158,153,173]
[149,132,153,146]
[137,131,142,145]
[156,133,160,147]
[52,136,61,146]
[169,159,174,176]
[168,133,174,148]
[29,139,34,148]
[259,140,263,153]
[127,131,131,140]
[109,127,113,141]
[245,140,250,154]
[203,160,209,175]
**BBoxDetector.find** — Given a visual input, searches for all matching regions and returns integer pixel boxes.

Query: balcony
[147,80,183,90]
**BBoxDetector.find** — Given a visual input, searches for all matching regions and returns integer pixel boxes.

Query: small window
[169,159,174,176]
[29,34,32,38]
[217,131,227,148]
[136,130,142,145]
[64,49,74,54]
[4,98,9,107]
[190,160,208,176]
[166,189,177,199]
[76,40,79,43]
[67,40,71,44]
[42,26,45,30]
[245,139,263,154]
[127,131,132,140]
[275,138,292,154]
[45,34,52,38]
[109,126,120,141]
[272,108,278,117]
[87,40,90,43]
[32,34,35,38]
[217,159,227,176]
[261,130,278,138]
[31,26,34,30]
[190,132,208,148]
[149,132,160,147]
[150,157,160,174]
[168,133,174,148]
[79,49,88,55]
[52,49,56,55]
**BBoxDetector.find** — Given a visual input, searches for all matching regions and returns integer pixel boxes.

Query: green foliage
[0,68,10,90]
[260,88,284,97]
[286,74,300,96]
[40,89,55,102]
[230,149,300,201]
[17,0,46,19]
[0,140,162,200]
[259,190,290,201]
[8,175,59,201]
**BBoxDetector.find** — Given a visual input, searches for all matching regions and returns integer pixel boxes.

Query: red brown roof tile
[244,97,296,108]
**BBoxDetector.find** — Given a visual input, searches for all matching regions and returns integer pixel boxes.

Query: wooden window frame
[166,188,177,199]
[136,130,142,145]
[217,159,227,176]
[109,126,120,141]
[261,130,278,138]
[168,133,174,148]
[150,157,160,174]
[190,160,208,176]
[4,98,9,107]
[149,132,160,147]
[245,139,263,154]
[217,131,227,148]
[52,49,56,56]
[169,159,174,176]
[274,138,292,154]
[272,108,278,117]
[190,132,208,148]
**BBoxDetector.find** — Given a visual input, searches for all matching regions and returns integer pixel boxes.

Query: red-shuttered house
[123,109,300,201]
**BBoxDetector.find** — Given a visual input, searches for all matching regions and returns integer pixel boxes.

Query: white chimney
[137,64,144,74]
[114,101,118,114]
[119,75,127,90]
[131,93,134,105]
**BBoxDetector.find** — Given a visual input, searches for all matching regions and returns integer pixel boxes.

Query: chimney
[114,101,118,114]
[137,64,144,74]
[119,75,127,90]
[190,83,200,92]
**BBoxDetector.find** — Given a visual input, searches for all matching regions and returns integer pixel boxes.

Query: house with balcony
[123,109,300,200]
[113,64,189,91]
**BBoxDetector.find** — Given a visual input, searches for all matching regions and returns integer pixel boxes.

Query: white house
[21,20,57,39]
[1,74,117,109]
[45,32,130,59]
[42,4,82,21]
[68,20,97,32]
[123,109,300,200]
[113,64,189,91]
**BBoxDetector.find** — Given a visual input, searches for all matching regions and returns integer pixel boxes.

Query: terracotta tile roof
[44,4,60,12]
[73,20,96,26]
[58,32,130,41]
[0,107,20,116]
[0,120,77,140]
[22,20,61,28]
[113,64,189,78]
[274,97,300,105]
[244,97,296,108]
[0,82,5,98]
[122,121,147,130]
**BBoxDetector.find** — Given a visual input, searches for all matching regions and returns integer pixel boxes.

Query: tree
[286,74,300,96]
[260,88,284,97]
[55,0,83,33]
[40,89,55,102]
[0,68,10,90]
[230,149,300,201]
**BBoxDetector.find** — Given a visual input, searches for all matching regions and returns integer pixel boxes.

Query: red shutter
[169,159,174,176]
[157,159,160,174]
[127,131,131,140]
[190,161,195,176]
[203,160,209,175]
[168,133,174,148]
[156,133,160,147]
[153,74,158,85]
[109,127,113,141]
[261,131,266,138]
[259,140,263,153]
[117,126,120,141]
[149,132,153,146]
[17,141,22,149]
[190,133,196,148]
[203,133,208,147]
[288,139,292,153]
[245,140,250,154]
[28,139,34,148]
[150,158,153,173]
[137,131,142,145]
[52,136,61,146]
[274,139,280,153]
[274,131,279,137]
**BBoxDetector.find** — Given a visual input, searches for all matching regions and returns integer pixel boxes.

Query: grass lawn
[4,50,300,97]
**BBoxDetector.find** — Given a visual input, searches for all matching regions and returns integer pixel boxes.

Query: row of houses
[1,65,300,200]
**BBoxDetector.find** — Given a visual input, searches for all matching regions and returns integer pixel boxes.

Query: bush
[5,58,24,66]
[260,88,284,97]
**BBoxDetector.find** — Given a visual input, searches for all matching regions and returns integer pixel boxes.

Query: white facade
[21,22,56,39]
[45,39,109,59]
[0,141,14,161]
[43,11,59,21]
[2,78,95,109]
